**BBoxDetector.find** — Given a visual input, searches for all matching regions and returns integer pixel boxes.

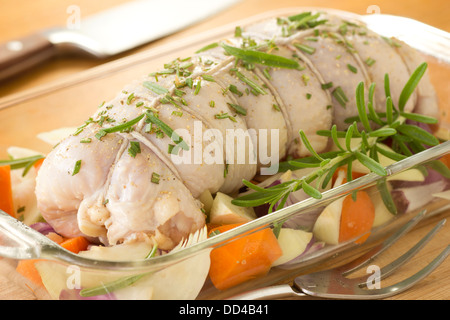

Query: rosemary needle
[232,62,439,216]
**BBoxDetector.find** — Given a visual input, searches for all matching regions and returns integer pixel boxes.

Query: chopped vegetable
[209,192,256,225]
[208,223,282,290]
[60,236,90,254]
[339,191,375,244]
[16,259,45,287]
[16,235,89,286]
[0,165,15,217]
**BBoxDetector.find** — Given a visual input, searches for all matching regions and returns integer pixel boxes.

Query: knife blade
[0,0,241,81]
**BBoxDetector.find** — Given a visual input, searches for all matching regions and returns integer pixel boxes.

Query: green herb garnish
[151,172,160,184]
[145,112,189,151]
[95,114,145,140]
[293,43,316,55]
[128,141,141,158]
[195,42,219,54]
[232,63,437,219]
[221,43,300,70]
[72,160,82,176]
[0,155,45,177]
[227,103,247,116]
[143,81,169,95]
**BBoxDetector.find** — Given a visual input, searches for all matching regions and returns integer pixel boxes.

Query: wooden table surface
[0,0,449,300]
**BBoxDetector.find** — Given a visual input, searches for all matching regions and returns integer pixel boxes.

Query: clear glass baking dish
[0,7,449,300]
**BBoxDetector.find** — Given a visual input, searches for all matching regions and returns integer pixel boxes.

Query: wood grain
[0,0,449,300]
[1,0,449,98]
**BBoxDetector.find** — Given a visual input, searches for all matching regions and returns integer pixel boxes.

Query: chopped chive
[228,84,243,97]
[136,101,144,107]
[126,93,135,105]
[232,69,267,95]
[195,42,219,54]
[302,74,310,85]
[227,103,247,116]
[145,112,189,151]
[72,160,82,176]
[185,77,193,89]
[201,74,215,82]
[209,100,215,108]
[263,68,272,80]
[80,138,92,143]
[168,144,180,155]
[215,112,237,122]
[151,172,160,184]
[171,111,183,117]
[194,80,202,95]
[143,81,169,95]
[180,62,193,69]
[306,93,312,100]
[128,141,141,158]
[321,82,333,90]
[293,43,316,55]
[272,104,281,111]
[365,57,376,66]
[332,86,349,108]
[347,64,358,73]
[234,26,242,37]
[305,37,318,42]
[174,89,186,97]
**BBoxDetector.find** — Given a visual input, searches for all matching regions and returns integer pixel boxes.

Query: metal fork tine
[353,244,450,299]
[340,210,427,276]
[354,219,446,286]
[229,212,448,300]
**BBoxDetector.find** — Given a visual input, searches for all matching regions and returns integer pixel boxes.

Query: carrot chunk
[16,259,44,287]
[0,165,15,217]
[339,191,375,244]
[60,236,90,253]
[16,235,90,286]
[208,223,282,290]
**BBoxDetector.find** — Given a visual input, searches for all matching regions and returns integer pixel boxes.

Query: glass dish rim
[0,7,449,274]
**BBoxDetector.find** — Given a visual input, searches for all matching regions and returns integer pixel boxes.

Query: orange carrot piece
[208,223,282,290]
[46,232,64,244]
[16,259,44,287]
[16,233,89,286]
[33,157,45,172]
[333,167,367,186]
[339,191,375,244]
[60,236,90,253]
[0,165,15,217]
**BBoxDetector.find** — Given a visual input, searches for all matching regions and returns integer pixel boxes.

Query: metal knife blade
[0,0,241,81]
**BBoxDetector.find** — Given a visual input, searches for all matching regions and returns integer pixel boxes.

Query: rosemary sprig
[232,63,439,215]
[0,155,45,177]
[221,43,301,70]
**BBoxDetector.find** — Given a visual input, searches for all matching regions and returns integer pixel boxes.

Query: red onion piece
[30,222,55,235]
[59,289,116,300]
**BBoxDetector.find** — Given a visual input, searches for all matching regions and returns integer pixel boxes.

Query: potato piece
[209,192,256,225]
[272,228,313,266]
[312,197,345,245]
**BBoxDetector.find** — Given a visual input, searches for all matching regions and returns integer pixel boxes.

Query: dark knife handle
[0,33,56,82]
